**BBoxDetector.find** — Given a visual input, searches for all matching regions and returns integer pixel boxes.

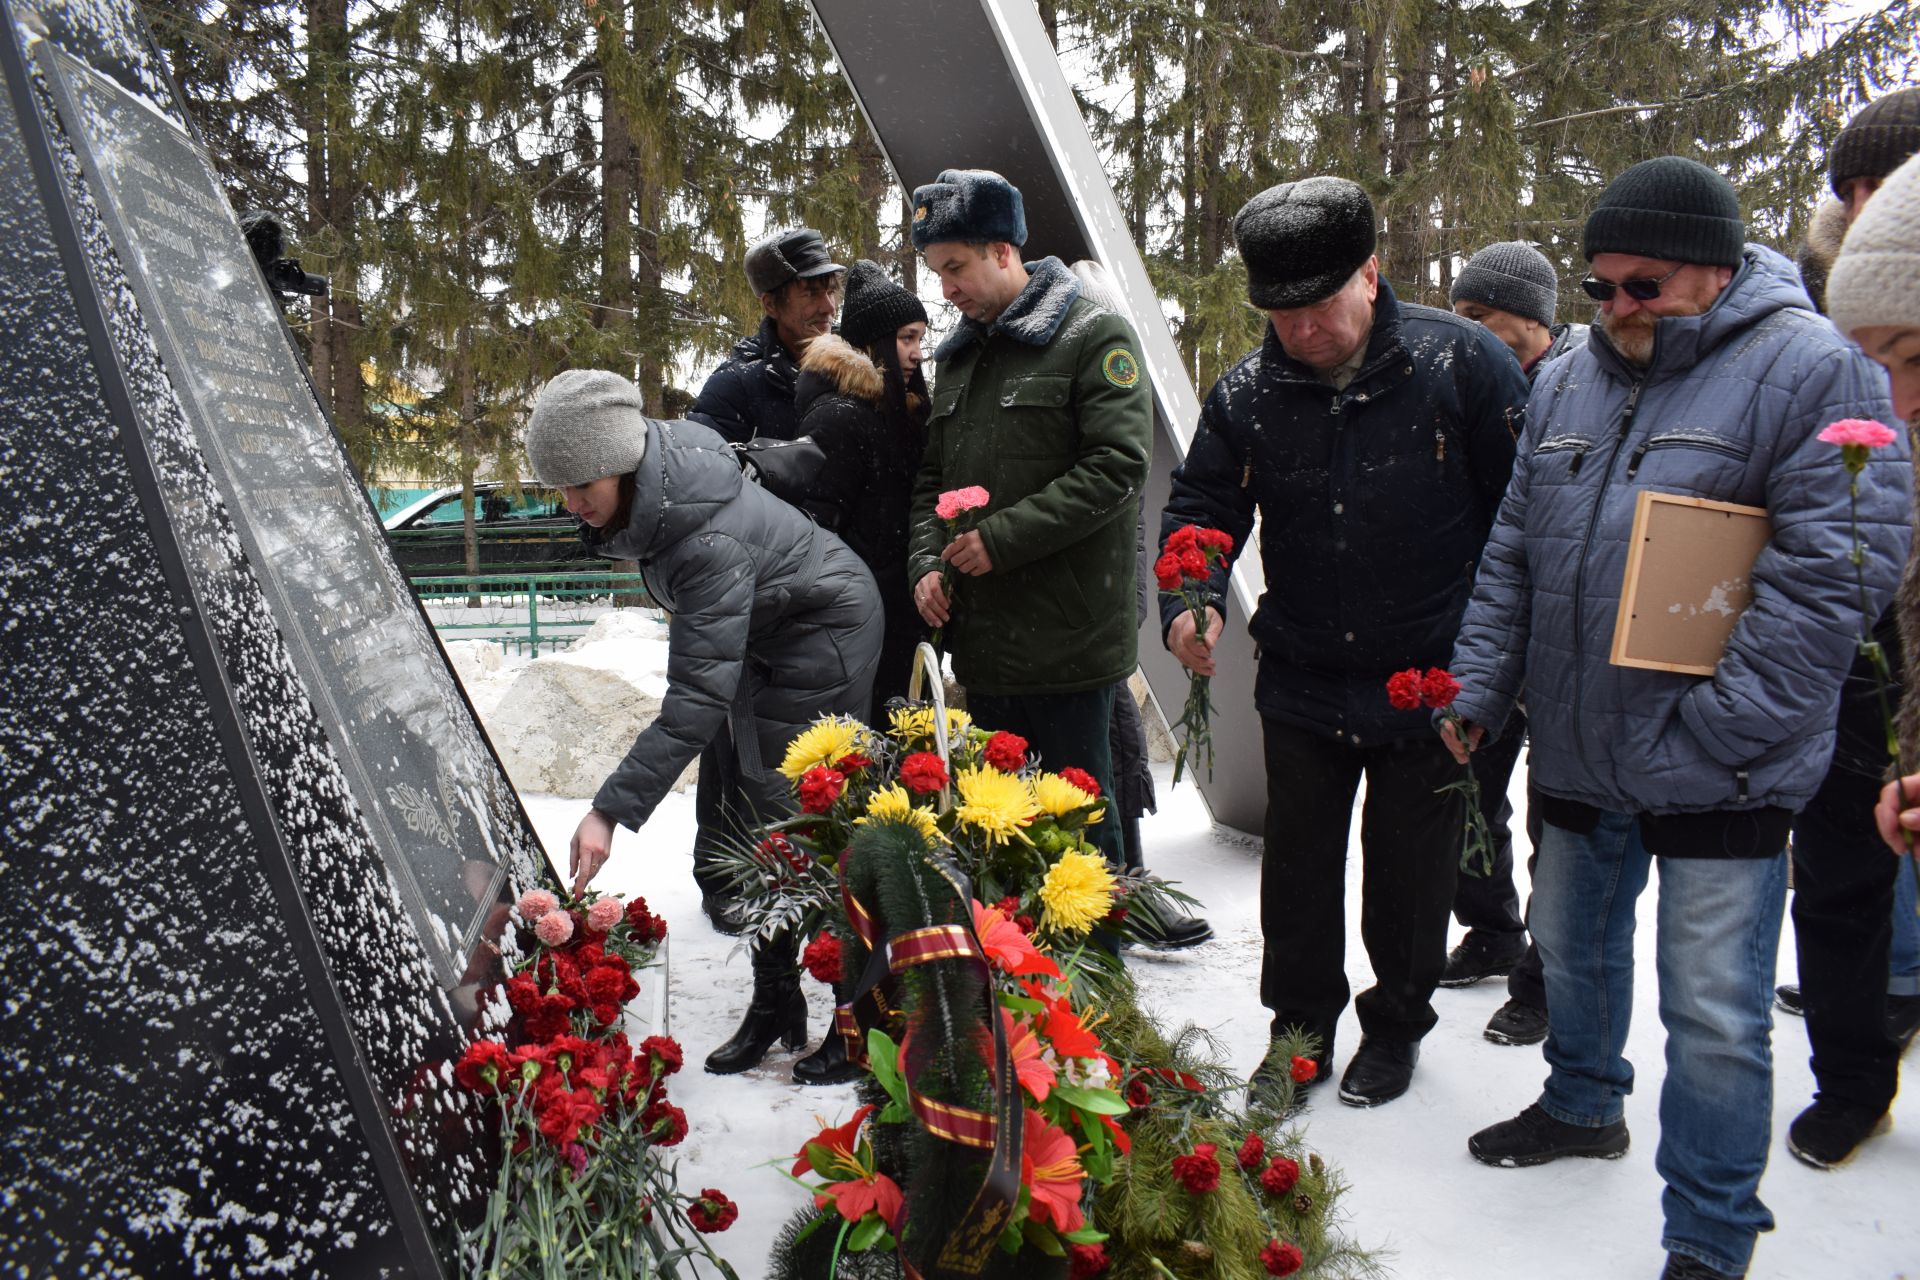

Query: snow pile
[482,611,689,798]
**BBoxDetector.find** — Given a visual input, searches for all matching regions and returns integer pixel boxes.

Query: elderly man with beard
[1443,156,1907,1280]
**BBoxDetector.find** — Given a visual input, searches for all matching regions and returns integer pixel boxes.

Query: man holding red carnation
[1443,158,1906,1280]
[1158,177,1528,1108]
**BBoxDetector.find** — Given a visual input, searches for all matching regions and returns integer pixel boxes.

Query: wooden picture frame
[1610,490,1772,676]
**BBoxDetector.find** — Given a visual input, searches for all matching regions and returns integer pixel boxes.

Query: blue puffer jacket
[1449,246,1908,816]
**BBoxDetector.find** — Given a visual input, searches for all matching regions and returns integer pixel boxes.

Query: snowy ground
[522,761,1919,1280]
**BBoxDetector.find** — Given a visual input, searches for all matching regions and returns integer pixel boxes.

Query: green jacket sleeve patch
[1101,346,1142,389]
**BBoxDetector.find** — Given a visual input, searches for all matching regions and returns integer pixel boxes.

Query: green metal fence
[409,571,656,658]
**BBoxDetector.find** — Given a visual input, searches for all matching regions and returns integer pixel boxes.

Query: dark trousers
[1452,711,1528,937]
[1261,719,1461,1043]
[969,686,1122,863]
[1790,761,1901,1113]
[692,726,748,896]
[1507,798,1549,1011]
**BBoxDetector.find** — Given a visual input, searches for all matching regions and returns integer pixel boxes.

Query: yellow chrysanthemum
[779,717,867,781]
[1038,849,1116,936]
[952,765,1040,847]
[1031,772,1103,821]
[888,705,972,746]
[854,785,942,843]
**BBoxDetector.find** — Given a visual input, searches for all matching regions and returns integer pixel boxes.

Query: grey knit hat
[1827,151,1920,339]
[1450,241,1560,328]
[524,369,651,487]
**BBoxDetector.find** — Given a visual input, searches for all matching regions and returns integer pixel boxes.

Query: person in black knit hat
[1829,85,1920,221]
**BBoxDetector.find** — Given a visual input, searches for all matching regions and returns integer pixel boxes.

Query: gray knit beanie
[524,369,651,487]
[1827,151,1920,338]
[1450,241,1560,328]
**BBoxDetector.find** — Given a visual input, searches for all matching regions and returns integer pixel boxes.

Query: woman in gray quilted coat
[524,368,882,1078]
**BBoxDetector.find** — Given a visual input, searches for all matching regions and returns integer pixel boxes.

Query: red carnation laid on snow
[1171,1142,1222,1194]
[687,1188,738,1234]
[453,1040,513,1094]
[642,1099,688,1147]
[1260,1238,1304,1276]
[639,1035,683,1077]
[984,731,1029,772]
[801,932,844,985]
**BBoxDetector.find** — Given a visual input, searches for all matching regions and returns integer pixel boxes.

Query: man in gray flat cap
[1160,177,1530,1109]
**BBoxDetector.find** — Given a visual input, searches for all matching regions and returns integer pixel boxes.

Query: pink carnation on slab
[1817,418,1898,449]
[536,909,576,947]
[936,486,991,520]
[587,898,624,933]
[517,889,560,922]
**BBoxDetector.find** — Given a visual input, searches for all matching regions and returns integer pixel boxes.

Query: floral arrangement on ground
[449,887,740,1279]
[735,704,1375,1279]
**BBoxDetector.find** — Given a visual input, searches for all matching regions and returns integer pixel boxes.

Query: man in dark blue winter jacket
[1444,157,1907,1280]
[1158,178,1529,1109]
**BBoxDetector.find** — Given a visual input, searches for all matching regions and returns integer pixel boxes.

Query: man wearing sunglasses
[1441,156,1906,1280]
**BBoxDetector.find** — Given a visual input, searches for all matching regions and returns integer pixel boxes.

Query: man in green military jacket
[908,168,1150,863]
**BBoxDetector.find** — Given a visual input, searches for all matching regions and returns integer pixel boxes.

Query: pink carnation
[1817,418,1898,449]
[587,898,624,933]
[536,910,576,947]
[936,486,991,520]
[517,889,560,922]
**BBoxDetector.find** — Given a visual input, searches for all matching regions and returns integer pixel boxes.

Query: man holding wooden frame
[1440,156,1907,1280]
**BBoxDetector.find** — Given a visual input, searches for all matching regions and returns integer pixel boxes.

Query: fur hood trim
[799,333,884,403]
[935,256,1081,362]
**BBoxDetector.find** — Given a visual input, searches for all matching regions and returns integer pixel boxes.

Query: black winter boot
[704,937,807,1074]
[792,1028,861,1086]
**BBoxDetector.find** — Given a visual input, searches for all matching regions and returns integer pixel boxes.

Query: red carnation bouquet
[930,485,991,650]
[1387,666,1495,874]
[451,889,739,1274]
[1157,524,1235,783]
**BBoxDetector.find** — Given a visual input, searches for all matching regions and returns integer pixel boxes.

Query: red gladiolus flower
[640,1035,683,1077]
[792,1103,876,1177]
[642,1099,688,1146]
[1385,668,1424,711]
[1057,766,1102,799]
[688,1189,738,1234]
[1261,1239,1304,1276]
[983,731,1029,772]
[899,751,949,794]
[1420,667,1461,709]
[1289,1055,1318,1084]
[1172,1142,1221,1193]
[817,1171,905,1229]
[1237,1131,1265,1171]
[1261,1155,1300,1197]
[973,899,1061,978]
[1019,979,1102,1058]
[1099,1111,1133,1155]
[453,1040,513,1094]
[798,766,846,814]
[1154,552,1183,591]
[1004,1010,1057,1103]
[802,932,844,984]
[1068,1242,1111,1277]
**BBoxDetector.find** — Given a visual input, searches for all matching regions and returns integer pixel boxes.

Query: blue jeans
[1892,857,1919,996]
[1531,810,1788,1277]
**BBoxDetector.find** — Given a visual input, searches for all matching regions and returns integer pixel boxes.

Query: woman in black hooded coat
[791,260,932,717]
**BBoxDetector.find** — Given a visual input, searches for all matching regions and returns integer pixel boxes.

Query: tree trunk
[598,0,635,347]
[304,0,333,407]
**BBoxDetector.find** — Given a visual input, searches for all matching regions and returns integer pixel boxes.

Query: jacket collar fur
[934,255,1081,362]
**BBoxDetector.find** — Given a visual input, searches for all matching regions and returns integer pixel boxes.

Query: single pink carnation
[936,485,991,520]
[1817,418,1898,449]
[536,910,576,947]
[517,889,560,922]
[587,898,624,933]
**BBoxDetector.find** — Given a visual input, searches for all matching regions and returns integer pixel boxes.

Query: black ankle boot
[705,940,806,1074]
[792,1028,861,1086]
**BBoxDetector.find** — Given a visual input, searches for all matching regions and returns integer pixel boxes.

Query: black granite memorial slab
[0,1,555,1274]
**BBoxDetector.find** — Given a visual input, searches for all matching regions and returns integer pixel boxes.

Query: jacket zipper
[1624,434,1750,480]
[1570,377,1645,777]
